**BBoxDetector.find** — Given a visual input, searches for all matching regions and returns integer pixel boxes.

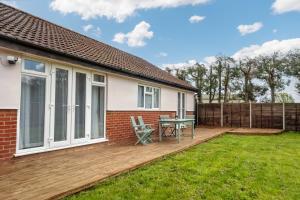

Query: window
[93,74,105,83]
[24,59,45,73]
[138,85,144,107]
[20,59,47,150]
[138,85,160,109]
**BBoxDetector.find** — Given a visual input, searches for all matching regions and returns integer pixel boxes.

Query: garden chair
[137,116,154,143]
[181,115,195,129]
[130,116,152,145]
[159,115,176,137]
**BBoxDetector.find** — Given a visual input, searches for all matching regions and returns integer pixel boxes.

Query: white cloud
[232,38,300,60]
[158,52,168,57]
[113,21,153,47]
[113,33,126,44]
[0,0,17,7]
[83,24,101,37]
[272,0,300,14]
[273,29,278,33]
[237,22,263,36]
[203,56,217,65]
[83,24,93,32]
[189,15,205,23]
[50,0,210,23]
[94,27,101,36]
[162,59,197,69]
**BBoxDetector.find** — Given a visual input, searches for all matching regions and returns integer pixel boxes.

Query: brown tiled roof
[0,3,196,91]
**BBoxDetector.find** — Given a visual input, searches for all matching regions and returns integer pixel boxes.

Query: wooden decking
[227,128,283,135]
[0,127,231,200]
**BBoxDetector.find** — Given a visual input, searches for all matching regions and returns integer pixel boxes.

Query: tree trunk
[271,86,275,103]
[218,69,222,103]
[244,77,249,102]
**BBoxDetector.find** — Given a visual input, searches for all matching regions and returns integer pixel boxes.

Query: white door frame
[49,64,72,148]
[177,92,186,119]
[71,68,91,144]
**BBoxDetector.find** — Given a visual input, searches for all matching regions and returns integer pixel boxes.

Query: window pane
[24,59,45,73]
[145,94,152,109]
[182,93,185,118]
[20,75,45,149]
[54,69,68,142]
[146,87,152,92]
[154,88,160,108]
[177,92,181,118]
[91,86,105,139]
[93,74,105,83]
[75,72,86,139]
[138,85,144,107]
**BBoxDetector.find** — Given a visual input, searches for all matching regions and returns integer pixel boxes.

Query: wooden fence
[197,103,300,131]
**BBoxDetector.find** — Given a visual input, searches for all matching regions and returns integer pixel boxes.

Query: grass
[65,132,300,200]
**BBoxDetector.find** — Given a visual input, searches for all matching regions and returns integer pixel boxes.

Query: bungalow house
[0,3,196,161]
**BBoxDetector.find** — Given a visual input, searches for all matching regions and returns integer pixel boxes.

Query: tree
[287,50,300,93]
[187,63,207,103]
[275,93,295,103]
[256,52,290,103]
[204,65,218,103]
[237,58,267,102]
[213,55,235,103]
[174,68,188,81]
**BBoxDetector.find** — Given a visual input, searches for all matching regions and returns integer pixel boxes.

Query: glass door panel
[91,86,105,139]
[54,69,69,141]
[74,72,86,139]
[49,66,72,147]
[177,92,181,119]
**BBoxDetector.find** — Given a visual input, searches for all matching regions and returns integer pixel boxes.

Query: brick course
[106,111,177,144]
[0,109,195,160]
[0,109,17,160]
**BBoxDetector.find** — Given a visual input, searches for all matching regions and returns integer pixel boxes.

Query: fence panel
[198,103,221,126]
[285,103,300,131]
[223,103,250,127]
[197,103,300,131]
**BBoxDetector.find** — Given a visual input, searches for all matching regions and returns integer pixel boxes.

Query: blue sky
[2,0,300,99]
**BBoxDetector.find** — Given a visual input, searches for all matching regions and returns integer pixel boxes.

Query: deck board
[0,127,230,200]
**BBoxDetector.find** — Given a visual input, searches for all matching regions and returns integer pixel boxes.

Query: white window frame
[90,72,107,141]
[137,84,160,110]
[17,58,51,154]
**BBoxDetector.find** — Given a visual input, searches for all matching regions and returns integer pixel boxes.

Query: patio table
[159,118,195,143]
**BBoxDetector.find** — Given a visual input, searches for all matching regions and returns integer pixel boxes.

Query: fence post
[282,103,285,130]
[249,102,252,128]
[221,103,223,127]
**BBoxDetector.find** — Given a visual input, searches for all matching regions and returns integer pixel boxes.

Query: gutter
[0,35,197,92]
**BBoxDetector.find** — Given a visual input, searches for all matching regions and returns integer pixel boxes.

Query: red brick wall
[106,111,176,144]
[0,109,17,161]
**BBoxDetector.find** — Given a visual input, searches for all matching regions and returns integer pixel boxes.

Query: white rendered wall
[0,51,21,109]
[106,74,138,110]
[0,49,195,112]
[186,92,195,111]
[106,74,195,111]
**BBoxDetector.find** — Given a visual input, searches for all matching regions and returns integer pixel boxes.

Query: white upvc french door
[19,58,106,154]
[49,65,72,148]
[71,69,91,144]
[177,92,186,119]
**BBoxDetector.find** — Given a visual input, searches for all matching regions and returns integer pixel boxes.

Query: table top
[159,118,195,123]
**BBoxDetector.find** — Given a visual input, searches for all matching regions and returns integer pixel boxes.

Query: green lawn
[66,132,300,200]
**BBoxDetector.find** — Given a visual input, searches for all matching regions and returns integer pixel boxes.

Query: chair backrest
[137,116,146,129]
[130,116,138,131]
[160,115,170,120]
